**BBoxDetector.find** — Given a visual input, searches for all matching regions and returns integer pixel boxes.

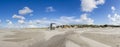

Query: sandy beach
[0,28,120,47]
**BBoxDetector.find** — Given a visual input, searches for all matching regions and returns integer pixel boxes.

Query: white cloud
[19,7,33,15]
[7,14,94,28]
[57,14,94,24]
[80,14,88,21]
[108,6,120,25]
[111,6,116,11]
[28,14,94,27]
[81,0,105,12]
[80,14,94,24]
[24,19,50,28]
[6,20,13,25]
[12,14,25,20]
[18,20,25,24]
[12,7,34,25]
[26,24,39,28]
[108,14,120,25]
[46,6,55,12]
[5,7,34,28]
[96,0,105,5]
[12,14,26,24]
[28,20,33,25]
[56,16,76,24]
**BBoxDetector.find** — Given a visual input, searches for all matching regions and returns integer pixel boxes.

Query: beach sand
[0,28,120,47]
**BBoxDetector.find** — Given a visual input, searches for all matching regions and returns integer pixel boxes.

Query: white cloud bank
[49,14,93,25]
[24,14,94,28]
[108,6,120,25]
[108,14,120,25]
[19,7,33,15]
[81,0,105,12]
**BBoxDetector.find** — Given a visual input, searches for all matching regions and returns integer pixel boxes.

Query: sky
[0,0,120,28]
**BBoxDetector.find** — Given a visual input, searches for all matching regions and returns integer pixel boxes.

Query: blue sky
[0,0,120,28]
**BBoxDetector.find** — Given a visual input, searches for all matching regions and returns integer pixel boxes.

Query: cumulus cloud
[111,6,116,11]
[12,14,25,20]
[111,6,116,13]
[6,20,13,25]
[81,0,105,12]
[46,6,55,12]
[80,14,94,24]
[108,14,120,25]
[18,20,25,24]
[108,6,120,25]
[12,7,33,25]
[19,7,33,15]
